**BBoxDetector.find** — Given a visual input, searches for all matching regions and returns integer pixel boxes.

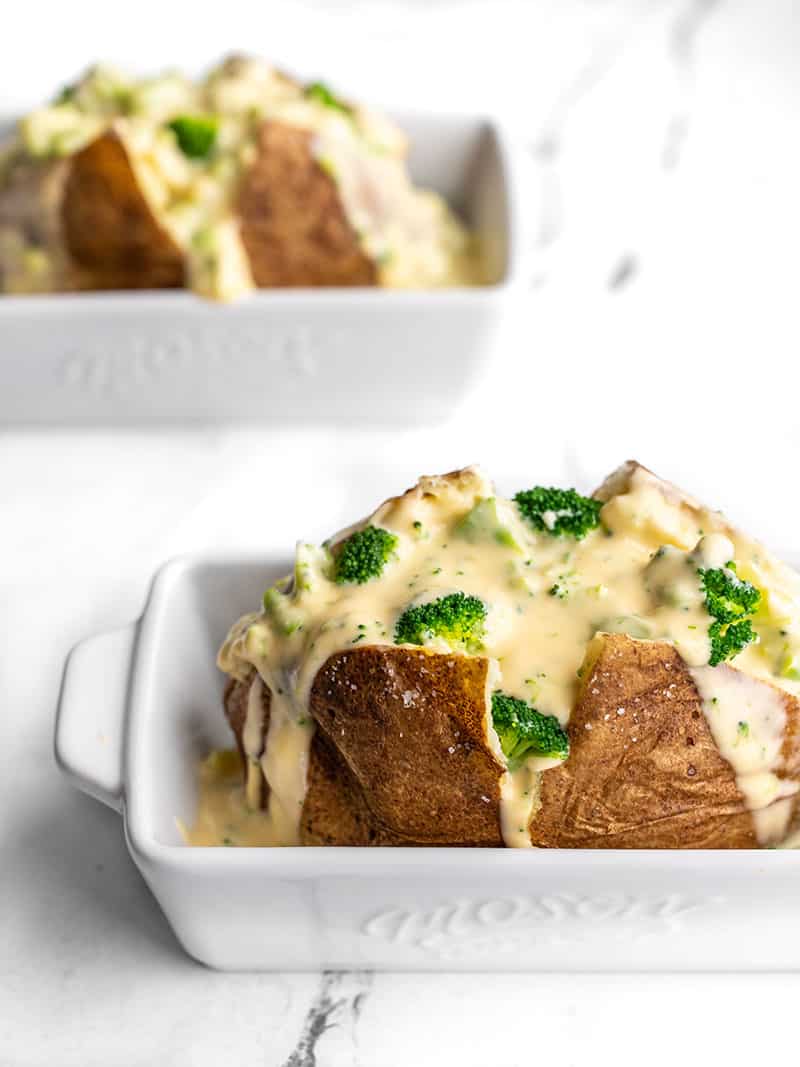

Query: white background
[2,1,800,1064]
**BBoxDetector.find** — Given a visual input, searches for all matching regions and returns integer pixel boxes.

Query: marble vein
[282,971,373,1067]
[663,0,723,170]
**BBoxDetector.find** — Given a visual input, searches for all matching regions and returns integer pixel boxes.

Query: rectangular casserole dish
[0,113,521,425]
[55,554,800,972]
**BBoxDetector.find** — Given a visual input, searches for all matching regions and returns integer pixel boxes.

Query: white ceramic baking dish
[0,114,521,425]
[55,554,800,972]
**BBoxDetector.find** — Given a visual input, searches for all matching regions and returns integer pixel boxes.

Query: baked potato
[0,57,478,299]
[189,462,800,849]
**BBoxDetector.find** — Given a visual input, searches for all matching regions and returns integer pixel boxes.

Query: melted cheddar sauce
[183,750,278,847]
[188,464,800,849]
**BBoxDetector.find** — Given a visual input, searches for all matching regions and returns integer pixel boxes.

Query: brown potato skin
[7,120,377,292]
[61,131,184,290]
[531,635,758,848]
[223,637,800,848]
[302,729,424,846]
[309,647,505,845]
[237,120,377,288]
[224,649,505,846]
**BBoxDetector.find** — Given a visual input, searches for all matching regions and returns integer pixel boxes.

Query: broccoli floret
[54,83,76,106]
[514,486,602,539]
[167,115,218,158]
[304,81,352,116]
[699,564,761,666]
[334,525,398,584]
[394,592,486,652]
[490,691,570,766]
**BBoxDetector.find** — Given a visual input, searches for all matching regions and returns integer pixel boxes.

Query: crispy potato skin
[224,673,392,844]
[226,673,393,845]
[10,120,377,292]
[223,634,800,848]
[224,636,800,847]
[301,729,411,846]
[531,634,758,848]
[61,131,184,289]
[237,121,377,288]
[224,647,505,846]
[309,647,505,845]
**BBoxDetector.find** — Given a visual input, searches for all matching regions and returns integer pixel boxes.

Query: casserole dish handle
[55,623,138,813]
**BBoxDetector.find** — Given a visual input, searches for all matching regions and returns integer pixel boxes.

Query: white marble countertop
[3,0,800,1063]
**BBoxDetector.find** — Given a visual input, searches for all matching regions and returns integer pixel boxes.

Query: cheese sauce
[184,749,279,847]
[689,666,799,844]
[0,57,481,299]
[190,465,800,849]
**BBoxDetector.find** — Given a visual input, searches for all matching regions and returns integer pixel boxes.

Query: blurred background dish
[0,112,520,424]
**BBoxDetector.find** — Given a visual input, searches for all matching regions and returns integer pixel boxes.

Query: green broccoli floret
[304,81,352,116]
[490,691,570,766]
[394,592,486,652]
[54,83,76,106]
[699,564,761,666]
[334,525,398,584]
[167,115,218,158]
[514,486,602,539]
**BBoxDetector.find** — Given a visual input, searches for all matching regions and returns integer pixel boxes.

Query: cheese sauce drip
[196,464,800,848]
[689,668,798,844]
[0,57,481,299]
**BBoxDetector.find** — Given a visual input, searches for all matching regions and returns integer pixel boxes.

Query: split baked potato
[190,462,800,849]
[0,57,478,299]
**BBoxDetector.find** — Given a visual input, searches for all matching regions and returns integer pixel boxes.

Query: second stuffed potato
[0,58,479,299]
